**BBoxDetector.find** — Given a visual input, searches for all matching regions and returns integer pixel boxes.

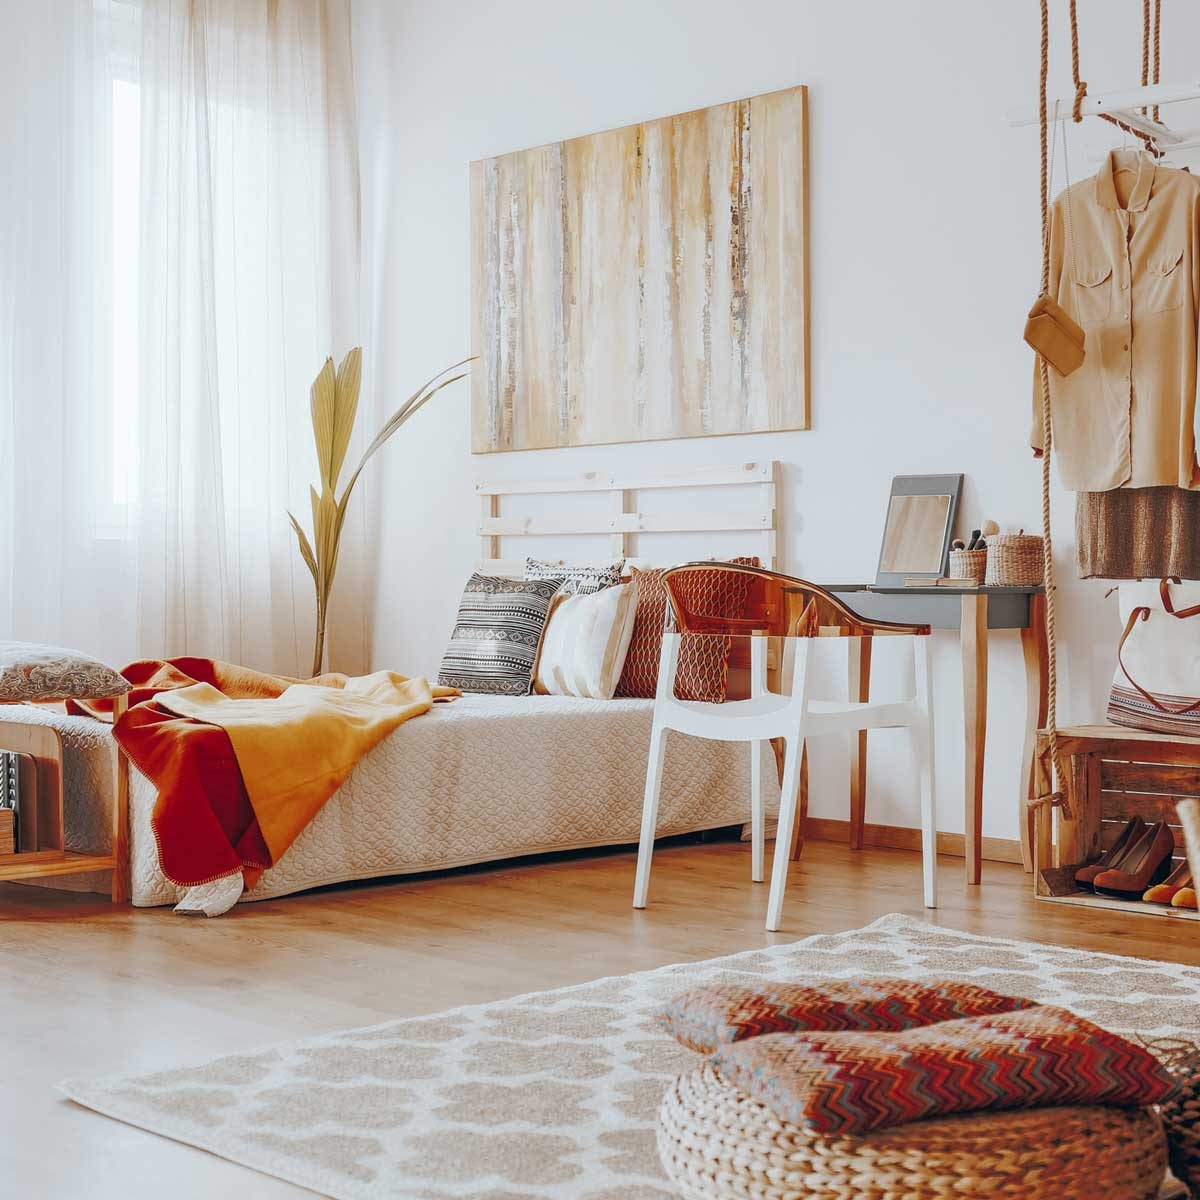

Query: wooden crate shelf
[1033,724,1200,922]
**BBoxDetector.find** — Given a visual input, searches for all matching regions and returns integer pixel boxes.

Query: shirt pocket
[1071,263,1112,323]
[1145,247,1186,312]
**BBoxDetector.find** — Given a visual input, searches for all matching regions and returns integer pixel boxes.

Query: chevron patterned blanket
[660,977,1039,1054]
[663,981,1177,1136]
[714,1004,1175,1135]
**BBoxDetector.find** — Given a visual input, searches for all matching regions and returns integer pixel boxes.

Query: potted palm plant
[289,349,470,675]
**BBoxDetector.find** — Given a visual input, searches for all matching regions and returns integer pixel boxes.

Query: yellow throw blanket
[155,671,457,864]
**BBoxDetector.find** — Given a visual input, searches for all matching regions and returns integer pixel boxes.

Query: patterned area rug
[60,914,1199,1199]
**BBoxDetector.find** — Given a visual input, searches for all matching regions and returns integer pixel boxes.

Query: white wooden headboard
[476,461,779,576]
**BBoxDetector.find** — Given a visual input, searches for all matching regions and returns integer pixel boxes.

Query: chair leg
[914,636,937,909]
[788,741,809,862]
[766,733,806,932]
[750,740,764,883]
[633,724,669,909]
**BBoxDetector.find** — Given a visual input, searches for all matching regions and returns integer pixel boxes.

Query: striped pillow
[524,557,624,596]
[438,574,563,695]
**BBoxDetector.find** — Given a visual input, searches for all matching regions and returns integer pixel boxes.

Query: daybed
[3,694,778,907]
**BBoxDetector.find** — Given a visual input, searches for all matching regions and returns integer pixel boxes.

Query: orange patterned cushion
[615,559,758,702]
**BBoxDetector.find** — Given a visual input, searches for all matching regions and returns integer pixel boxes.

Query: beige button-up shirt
[1033,150,1200,491]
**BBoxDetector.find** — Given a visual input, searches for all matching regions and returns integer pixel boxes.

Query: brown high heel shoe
[1074,817,1147,892]
[1144,859,1192,905]
[1094,822,1176,899]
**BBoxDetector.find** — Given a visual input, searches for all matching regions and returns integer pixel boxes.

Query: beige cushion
[0,641,129,703]
[535,580,638,699]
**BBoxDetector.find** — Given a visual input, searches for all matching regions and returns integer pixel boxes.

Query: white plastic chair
[632,563,936,931]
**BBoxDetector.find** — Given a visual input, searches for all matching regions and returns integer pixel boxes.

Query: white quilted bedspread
[2,695,778,907]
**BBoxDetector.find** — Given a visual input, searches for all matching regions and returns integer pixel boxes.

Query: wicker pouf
[658,1065,1166,1200]
[1154,1038,1200,1194]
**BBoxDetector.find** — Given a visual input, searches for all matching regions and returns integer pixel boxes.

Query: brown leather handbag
[1024,293,1085,376]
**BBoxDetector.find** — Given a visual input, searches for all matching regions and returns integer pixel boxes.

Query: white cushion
[535,580,639,699]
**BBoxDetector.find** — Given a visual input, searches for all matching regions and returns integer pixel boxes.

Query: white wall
[350,0,1200,844]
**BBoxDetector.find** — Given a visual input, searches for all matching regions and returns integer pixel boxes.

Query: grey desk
[826,584,1047,884]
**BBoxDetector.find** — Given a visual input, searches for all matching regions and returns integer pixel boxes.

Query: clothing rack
[1008,80,1200,154]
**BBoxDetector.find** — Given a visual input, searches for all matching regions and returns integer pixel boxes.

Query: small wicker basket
[658,1064,1166,1200]
[985,533,1045,587]
[947,547,987,584]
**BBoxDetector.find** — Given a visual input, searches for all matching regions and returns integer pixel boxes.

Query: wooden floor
[4,838,1200,1199]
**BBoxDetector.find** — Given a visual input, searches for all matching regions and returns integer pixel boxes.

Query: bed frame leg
[110,695,130,905]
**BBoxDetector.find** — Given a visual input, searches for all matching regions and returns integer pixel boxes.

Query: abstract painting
[470,85,809,453]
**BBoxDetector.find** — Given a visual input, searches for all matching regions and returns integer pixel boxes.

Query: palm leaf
[356,356,474,462]
[309,485,325,591]
[287,511,319,585]
[356,370,469,474]
[316,486,338,601]
[309,357,337,490]
[337,372,467,518]
[329,347,361,492]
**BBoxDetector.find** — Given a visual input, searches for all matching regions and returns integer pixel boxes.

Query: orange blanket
[74,658,455,889]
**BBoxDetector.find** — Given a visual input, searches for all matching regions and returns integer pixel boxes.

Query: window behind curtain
[96,0,142,534]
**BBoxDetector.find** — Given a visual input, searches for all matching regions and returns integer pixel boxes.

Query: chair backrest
[661,563,930,639]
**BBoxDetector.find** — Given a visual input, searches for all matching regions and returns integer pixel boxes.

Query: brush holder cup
[948,548,987,584]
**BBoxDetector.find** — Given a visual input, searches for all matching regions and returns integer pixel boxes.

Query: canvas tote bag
[1108,579,1200,735]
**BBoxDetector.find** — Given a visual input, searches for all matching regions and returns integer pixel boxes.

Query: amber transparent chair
[632,562,936,930]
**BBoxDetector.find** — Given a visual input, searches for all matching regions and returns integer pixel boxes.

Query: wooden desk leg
[1018,593,1049,874]
[962,594,988,885]
[848,637,872,850]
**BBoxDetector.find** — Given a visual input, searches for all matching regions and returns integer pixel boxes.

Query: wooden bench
[0,696,129,902]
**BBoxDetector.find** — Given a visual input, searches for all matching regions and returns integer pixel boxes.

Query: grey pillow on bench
[0,641,129,703]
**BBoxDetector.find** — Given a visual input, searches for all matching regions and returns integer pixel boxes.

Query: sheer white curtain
[0,1,137,659]
[0,0,365,676]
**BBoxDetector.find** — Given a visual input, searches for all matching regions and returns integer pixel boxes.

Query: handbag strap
[1159,577,1200,619]
[1117,603,1200,715]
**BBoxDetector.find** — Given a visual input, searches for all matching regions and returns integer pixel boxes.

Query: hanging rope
[1032,0,1070,822]
[1141,0,1162,118]
[1070,0,1164,152]
[1142,0,1152,100]
[1152,0,1162,121]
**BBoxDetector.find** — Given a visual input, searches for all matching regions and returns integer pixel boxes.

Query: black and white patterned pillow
[524,557,624,597]
[438,574,565,695]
